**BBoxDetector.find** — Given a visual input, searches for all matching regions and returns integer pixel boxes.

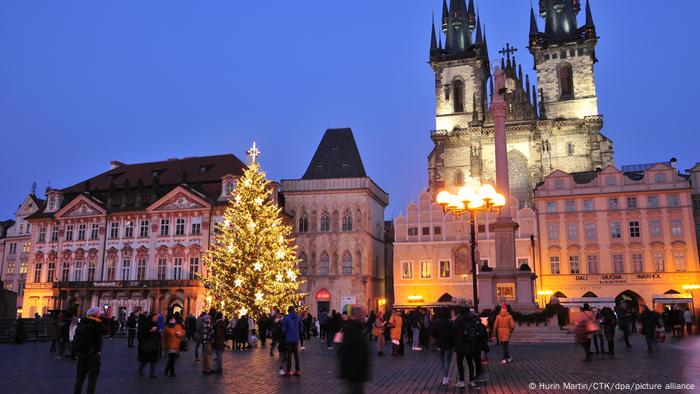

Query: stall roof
[652,294,693,304]
[558,297,616,308]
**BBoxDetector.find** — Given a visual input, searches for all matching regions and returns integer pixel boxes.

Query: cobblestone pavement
[2,333,699,394]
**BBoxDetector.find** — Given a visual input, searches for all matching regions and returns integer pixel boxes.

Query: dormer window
[654,172,667,183]
[219,175,237,200]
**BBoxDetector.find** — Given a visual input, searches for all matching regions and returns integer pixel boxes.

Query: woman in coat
[388,310,403,357]
[371,314,386,356]
[138,314,160,378]
[338,307,370,394]
[601,307,617,355]
[492,304,514,364]
[161,317,185,377]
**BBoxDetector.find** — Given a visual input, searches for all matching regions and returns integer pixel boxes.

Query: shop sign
[599,274,625,284]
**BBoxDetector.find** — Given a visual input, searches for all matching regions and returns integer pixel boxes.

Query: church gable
[55,196,106,218]
[147,187,210,212]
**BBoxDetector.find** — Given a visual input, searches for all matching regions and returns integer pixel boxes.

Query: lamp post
[437,184,506,313]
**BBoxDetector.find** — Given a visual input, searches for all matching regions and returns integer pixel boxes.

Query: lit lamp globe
[436,191,453,207]
[457,185,478,205]
[492,193,506,208]
[478,184,497,203]
[447,195,465,212]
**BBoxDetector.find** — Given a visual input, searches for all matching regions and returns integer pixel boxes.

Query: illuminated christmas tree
[202,142,304,318]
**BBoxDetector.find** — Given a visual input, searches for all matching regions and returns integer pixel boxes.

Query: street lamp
[537,290,554,308]
[436,183,506,313]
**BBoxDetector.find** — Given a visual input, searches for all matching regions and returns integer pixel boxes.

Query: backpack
[464,321,479,342]
[73,321,95,356]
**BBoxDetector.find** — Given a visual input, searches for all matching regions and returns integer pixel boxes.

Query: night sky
[0,1,696,219]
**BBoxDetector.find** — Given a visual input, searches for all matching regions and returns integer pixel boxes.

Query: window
[175,218,185,236]
[51,227,59,242]
[612,254,624,273]
[74,262,83,281]
[38,227,46,243]
[547,224,559,241]
[632,253,644,273]
[402,261,413,279]
[298,254,307,276]
[565,200,576,212]
[137,259,147,281]
[139,220,149,238]
[626,197,637,209]
[160,219,170,236]
[674,252,686,272]
[47,262,56,282]
[583,199,594,211]
[610,222,621,239]
[654,172,667,183]
[549,256,560,274]
[106,260,115,281]
[61,261,69,282]
[87,262,96,281]
[191,222,201,235]
[453,79,464,112]
[8,243,16,255]
[422,227,430,236]
[124,221,134,238]
[558,63,573,99]
[157,258,167,280]
[439,260,451,278]
[566,143,574,156]
[553,179,565,189]
[6,262,14,275]
[90,223,99,240]
[587,255,599,274]
[650,220,661,236]
[648,196,659,208]
[65,225,74,241]
[408,227,418,236]
[121,259,131,280]
[693,199,700,212]
[34,263,42,283]
[569,256,580,274]
[77,224,86,241]
[172,258,182,280]
[319,253,329,275]
[434,226,442,236]
[109,222,119,239]
[341,253,352,275]
[667,195,680,208]
[298,213,309,233]
[420,261,432,279]
[342,211,353,231]
[454,170,465,186]
[477,225,486,233]
[584,223,597,241]
[605,176,617,186]
[670,220,682,236]
[629,221,640,238]
[653,252,665,272]
[567,223,578,240]
[320,212,331,232]
[546,201,557,213]
[19,260,28,275]
[608,198,619,210]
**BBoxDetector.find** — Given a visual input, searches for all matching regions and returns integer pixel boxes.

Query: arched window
[453,79,464,113]
[298,212,309,233]
[342,210,352,231]
[454,170,465,186]
[342,252,352,275]
[558,63,573,99]
[320,211,331,232]
[299,252,308,276]
[319,252,330,275]
[567,142,574,155]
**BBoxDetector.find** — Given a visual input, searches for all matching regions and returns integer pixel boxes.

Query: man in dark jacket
[126,313,137,348]
[430,308,454,386]
[73,307,105,394]
[452,310,487,388]
[338,306,370,394]
[639,305,659,352]
[282,306,303,375]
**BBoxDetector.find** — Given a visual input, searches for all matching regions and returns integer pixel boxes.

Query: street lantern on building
[436,183,506,313]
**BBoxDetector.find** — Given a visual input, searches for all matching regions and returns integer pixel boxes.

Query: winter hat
[86,307,102,317]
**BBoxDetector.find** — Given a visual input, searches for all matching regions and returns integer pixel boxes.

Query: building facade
[427,0,613,206]
[392,192,538,309]
[22,154,245,318]
[687,163,700,252]
[534,163,700,312]
[281,129,389,318]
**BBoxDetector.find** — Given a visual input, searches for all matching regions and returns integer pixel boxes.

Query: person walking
[194,311,206,361]
[271,313,287,375]
[430,308,454,386]
[201,310,214,374]
[137,314,160,378]
[592,307,605,354]
[410,309,422,351]
[258,313,270,348]
[162,316,185,377]
[388,309,403,357]
[601,307,617,355]
[338,306,370,394]
[615,302,633,348]
[493,304,514,364]
[212,312,226,374]
[453,308,487,388]
[68,316,79,360]
[282,306,303,376]
[235,314,249,350]
[575,304,597,362]
[371,313,386,356]
[639,305,659,353]
[73,307,105,394]
[50,314,59,354]
[126,313,137,348]
[684,308,693,336]
[318,309,328,341]
[674,307,684,338]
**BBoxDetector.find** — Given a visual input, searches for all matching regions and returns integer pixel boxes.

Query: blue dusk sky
[0,1,697,219]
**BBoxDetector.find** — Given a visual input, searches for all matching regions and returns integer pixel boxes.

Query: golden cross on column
[246,141,261,163]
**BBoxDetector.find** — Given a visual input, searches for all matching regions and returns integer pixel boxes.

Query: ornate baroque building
[22,155,246,318]
[427,0,613,205]
[281,129,389,317]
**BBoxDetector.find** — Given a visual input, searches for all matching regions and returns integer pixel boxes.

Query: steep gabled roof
[302,128,367,180]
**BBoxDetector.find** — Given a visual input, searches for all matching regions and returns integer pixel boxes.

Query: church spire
[466,0,476,29]
[475,12,483,44]
[430,15,438,52]
[585,0,594,27]
[529,5,539,35]
[442,0,449,31]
